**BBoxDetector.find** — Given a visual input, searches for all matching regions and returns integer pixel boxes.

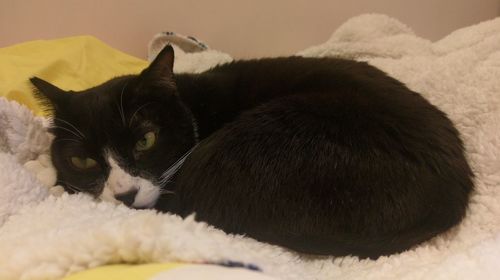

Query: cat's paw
[48,185,66,196]
[24,154,57,191]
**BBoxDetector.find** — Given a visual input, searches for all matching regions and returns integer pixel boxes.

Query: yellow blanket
[63,263,274,280]
[1,36,277,280]
[0,36,148,115]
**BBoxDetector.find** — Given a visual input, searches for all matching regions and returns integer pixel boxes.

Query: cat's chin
[130,187,161,209]
[131,193,159,209]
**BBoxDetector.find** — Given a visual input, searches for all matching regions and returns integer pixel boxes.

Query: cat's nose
[114,189,138,207]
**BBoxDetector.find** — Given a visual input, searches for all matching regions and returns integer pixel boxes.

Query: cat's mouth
[100,185,160,209]
[98,146,197,210]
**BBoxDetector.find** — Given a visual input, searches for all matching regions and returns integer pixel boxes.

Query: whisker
[58,180,82,193]
[89,180,105,193]
[159,145,198,185]
[160,188,175,195]
[53,117,86,139]
[51,125,84,139]
[116,103,125,125]
[191,118,200,143]
[129,102,153,128]
[58,180,104,196]
[53,138,84,144]
[119,81,128,126]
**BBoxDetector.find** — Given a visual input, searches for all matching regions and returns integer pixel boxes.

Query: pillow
[0,36,147,115]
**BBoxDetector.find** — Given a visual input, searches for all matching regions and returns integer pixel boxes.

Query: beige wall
[1,0,499,59]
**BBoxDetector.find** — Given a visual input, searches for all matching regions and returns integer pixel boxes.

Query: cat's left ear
[30,77,70,111]
[144,44,175,78]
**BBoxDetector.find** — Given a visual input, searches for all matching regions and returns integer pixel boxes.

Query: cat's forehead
[60,93,118,127]
[60,78,136,119]
[50,74,170,144]
[52,92,144,140]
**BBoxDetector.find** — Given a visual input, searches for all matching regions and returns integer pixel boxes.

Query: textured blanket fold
[1,14,499,280]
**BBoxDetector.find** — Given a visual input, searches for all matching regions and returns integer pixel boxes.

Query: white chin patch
[99,153,160,209]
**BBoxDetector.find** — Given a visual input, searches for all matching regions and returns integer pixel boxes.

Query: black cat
[31,45,473,258]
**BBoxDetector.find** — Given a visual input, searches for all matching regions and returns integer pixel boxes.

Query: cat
[31,45,474,258]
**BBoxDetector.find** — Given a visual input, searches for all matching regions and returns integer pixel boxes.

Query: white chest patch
[100,152,160,209]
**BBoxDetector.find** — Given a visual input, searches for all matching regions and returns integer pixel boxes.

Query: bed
[1,14,499,280]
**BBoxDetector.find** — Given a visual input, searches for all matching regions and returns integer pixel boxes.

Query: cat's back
[207,56,390,83]
[200,56,412,111]
[174,55,474,258]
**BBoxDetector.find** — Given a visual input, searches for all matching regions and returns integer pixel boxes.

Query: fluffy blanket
[1,14,500,280]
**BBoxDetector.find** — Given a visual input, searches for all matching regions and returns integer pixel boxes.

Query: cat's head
[31,45,197,208]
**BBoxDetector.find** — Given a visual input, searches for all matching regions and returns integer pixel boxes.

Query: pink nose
[114,189,138,207]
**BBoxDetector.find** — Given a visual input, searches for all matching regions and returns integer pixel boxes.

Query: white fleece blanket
[1,14,500,280]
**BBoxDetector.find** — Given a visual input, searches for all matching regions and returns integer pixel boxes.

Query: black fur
[32,45,474,258]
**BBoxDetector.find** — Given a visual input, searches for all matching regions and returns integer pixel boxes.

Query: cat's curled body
[32,46,473,258]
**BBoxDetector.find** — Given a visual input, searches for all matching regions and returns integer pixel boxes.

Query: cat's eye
[70,156,98,170]
[135,131,156,151]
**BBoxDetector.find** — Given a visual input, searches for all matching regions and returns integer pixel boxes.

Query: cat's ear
[30,77,70,111]
[144,44,175,78]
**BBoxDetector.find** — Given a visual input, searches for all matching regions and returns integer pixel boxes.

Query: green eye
[70,157,98,170]
[135,131,156,151]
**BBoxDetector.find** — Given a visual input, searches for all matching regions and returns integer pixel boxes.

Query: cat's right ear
[30,77,69,111]
[142,44,175,79]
